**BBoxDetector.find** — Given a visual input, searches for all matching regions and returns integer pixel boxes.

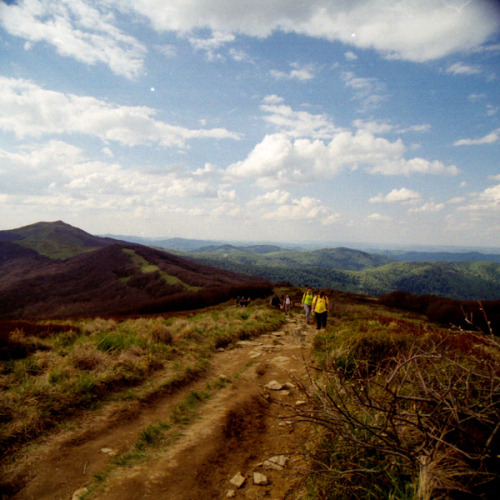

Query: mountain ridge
[0,222,271,319]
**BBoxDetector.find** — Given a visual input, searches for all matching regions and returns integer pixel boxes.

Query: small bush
[151,324,174,345]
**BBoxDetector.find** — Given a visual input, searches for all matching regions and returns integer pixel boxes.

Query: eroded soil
[2,314,318,500]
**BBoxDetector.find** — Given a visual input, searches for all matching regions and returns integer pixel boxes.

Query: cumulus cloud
[0,77,241,147]
[370,188,422,204]
[259,195,339,224]
[248,189,292,206]
[0,139,235,220]
[1,0,497,81]
[270,62,315,81]
[226,118,458,188]
[457,183,500,213]
[0,0,146,79]
[454,128,500,145]
[126,0,500,63]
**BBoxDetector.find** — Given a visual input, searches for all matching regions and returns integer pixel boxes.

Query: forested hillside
[184,248,500,300]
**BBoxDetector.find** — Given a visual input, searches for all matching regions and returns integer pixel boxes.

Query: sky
[0,0,499,249]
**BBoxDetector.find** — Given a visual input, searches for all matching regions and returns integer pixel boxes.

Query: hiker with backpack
[312,290,329,330]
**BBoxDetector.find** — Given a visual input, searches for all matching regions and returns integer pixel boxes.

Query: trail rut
[5,315,317,500]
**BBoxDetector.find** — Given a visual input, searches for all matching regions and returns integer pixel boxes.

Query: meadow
[1,290,498,499]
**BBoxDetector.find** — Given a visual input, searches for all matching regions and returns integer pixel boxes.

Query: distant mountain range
[77,230,500,300]
[1,222,499,320]
[0,221,271,319]
[131,241,497,301]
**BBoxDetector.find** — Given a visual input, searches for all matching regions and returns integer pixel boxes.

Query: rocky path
[8,314,317,500]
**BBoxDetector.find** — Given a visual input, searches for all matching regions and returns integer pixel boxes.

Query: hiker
[312,290,329,330]
[301,286,314,324]
[284,294,292,312]
[270,294,281,309]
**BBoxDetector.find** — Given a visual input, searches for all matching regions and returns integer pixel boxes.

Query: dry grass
[0,301,285,455]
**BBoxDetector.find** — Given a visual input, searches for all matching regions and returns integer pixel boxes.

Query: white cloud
[260,97,342,138]
[248,190,291,206]
[227,121,458,188]
[396,124,432,134]
[368,157,459,176]
[353,119,393,135]
[0,139,238,224]
[447,62,482,75]
[126,0,500,63]
[1,0,497,82]
[487,104,499,116]
[344,51,358,61]
[156,44,177,58]
[270,62,315,81]
[0,77,241,147]
[368,213,391,221]
[454,128,500,145]
[409,201,445,213]
[187,30,235,60]
[457,183,500,213]
[260,195,339,224]
[468,93,486,102]
[370,188,422,203]
[341,71,387,111]
[0,0,146,79]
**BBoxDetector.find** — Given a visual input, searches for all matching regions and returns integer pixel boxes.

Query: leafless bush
[289,334,500,499]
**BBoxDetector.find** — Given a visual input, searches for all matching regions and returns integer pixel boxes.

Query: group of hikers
[269,287,330,330]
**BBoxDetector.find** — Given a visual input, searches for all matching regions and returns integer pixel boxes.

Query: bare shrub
[292,332,500,499]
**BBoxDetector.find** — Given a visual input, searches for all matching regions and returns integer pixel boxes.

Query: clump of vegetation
[294,299,500,499]
[0,302,285,455]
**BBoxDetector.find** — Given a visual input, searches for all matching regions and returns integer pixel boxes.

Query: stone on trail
[72,487,89,500]
[265,380,283,390]
[263,455,288,470]
[253,472,269,485]
[229,472,246,488]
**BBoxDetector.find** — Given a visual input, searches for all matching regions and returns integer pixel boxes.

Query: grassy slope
[0,300,286,457]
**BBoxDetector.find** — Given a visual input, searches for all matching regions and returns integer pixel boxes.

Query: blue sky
[0,1,499,248]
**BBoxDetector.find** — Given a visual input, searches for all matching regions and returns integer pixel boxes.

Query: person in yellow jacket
[312,291,329,330]
[301,287,314,324]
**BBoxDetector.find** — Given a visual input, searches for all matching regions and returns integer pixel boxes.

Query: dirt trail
[6,314,317,500]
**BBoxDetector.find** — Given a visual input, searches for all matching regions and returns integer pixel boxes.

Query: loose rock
[263,455,288,470]
[253,472,268,485]
[265,380,283,391]
[72,487,89,500]
[230,472,245,488]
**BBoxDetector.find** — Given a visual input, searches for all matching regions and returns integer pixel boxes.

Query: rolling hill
[0,222,271,319]
[181,247,500,301]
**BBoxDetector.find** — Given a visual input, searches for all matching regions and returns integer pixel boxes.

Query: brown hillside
[0,223,271,319]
